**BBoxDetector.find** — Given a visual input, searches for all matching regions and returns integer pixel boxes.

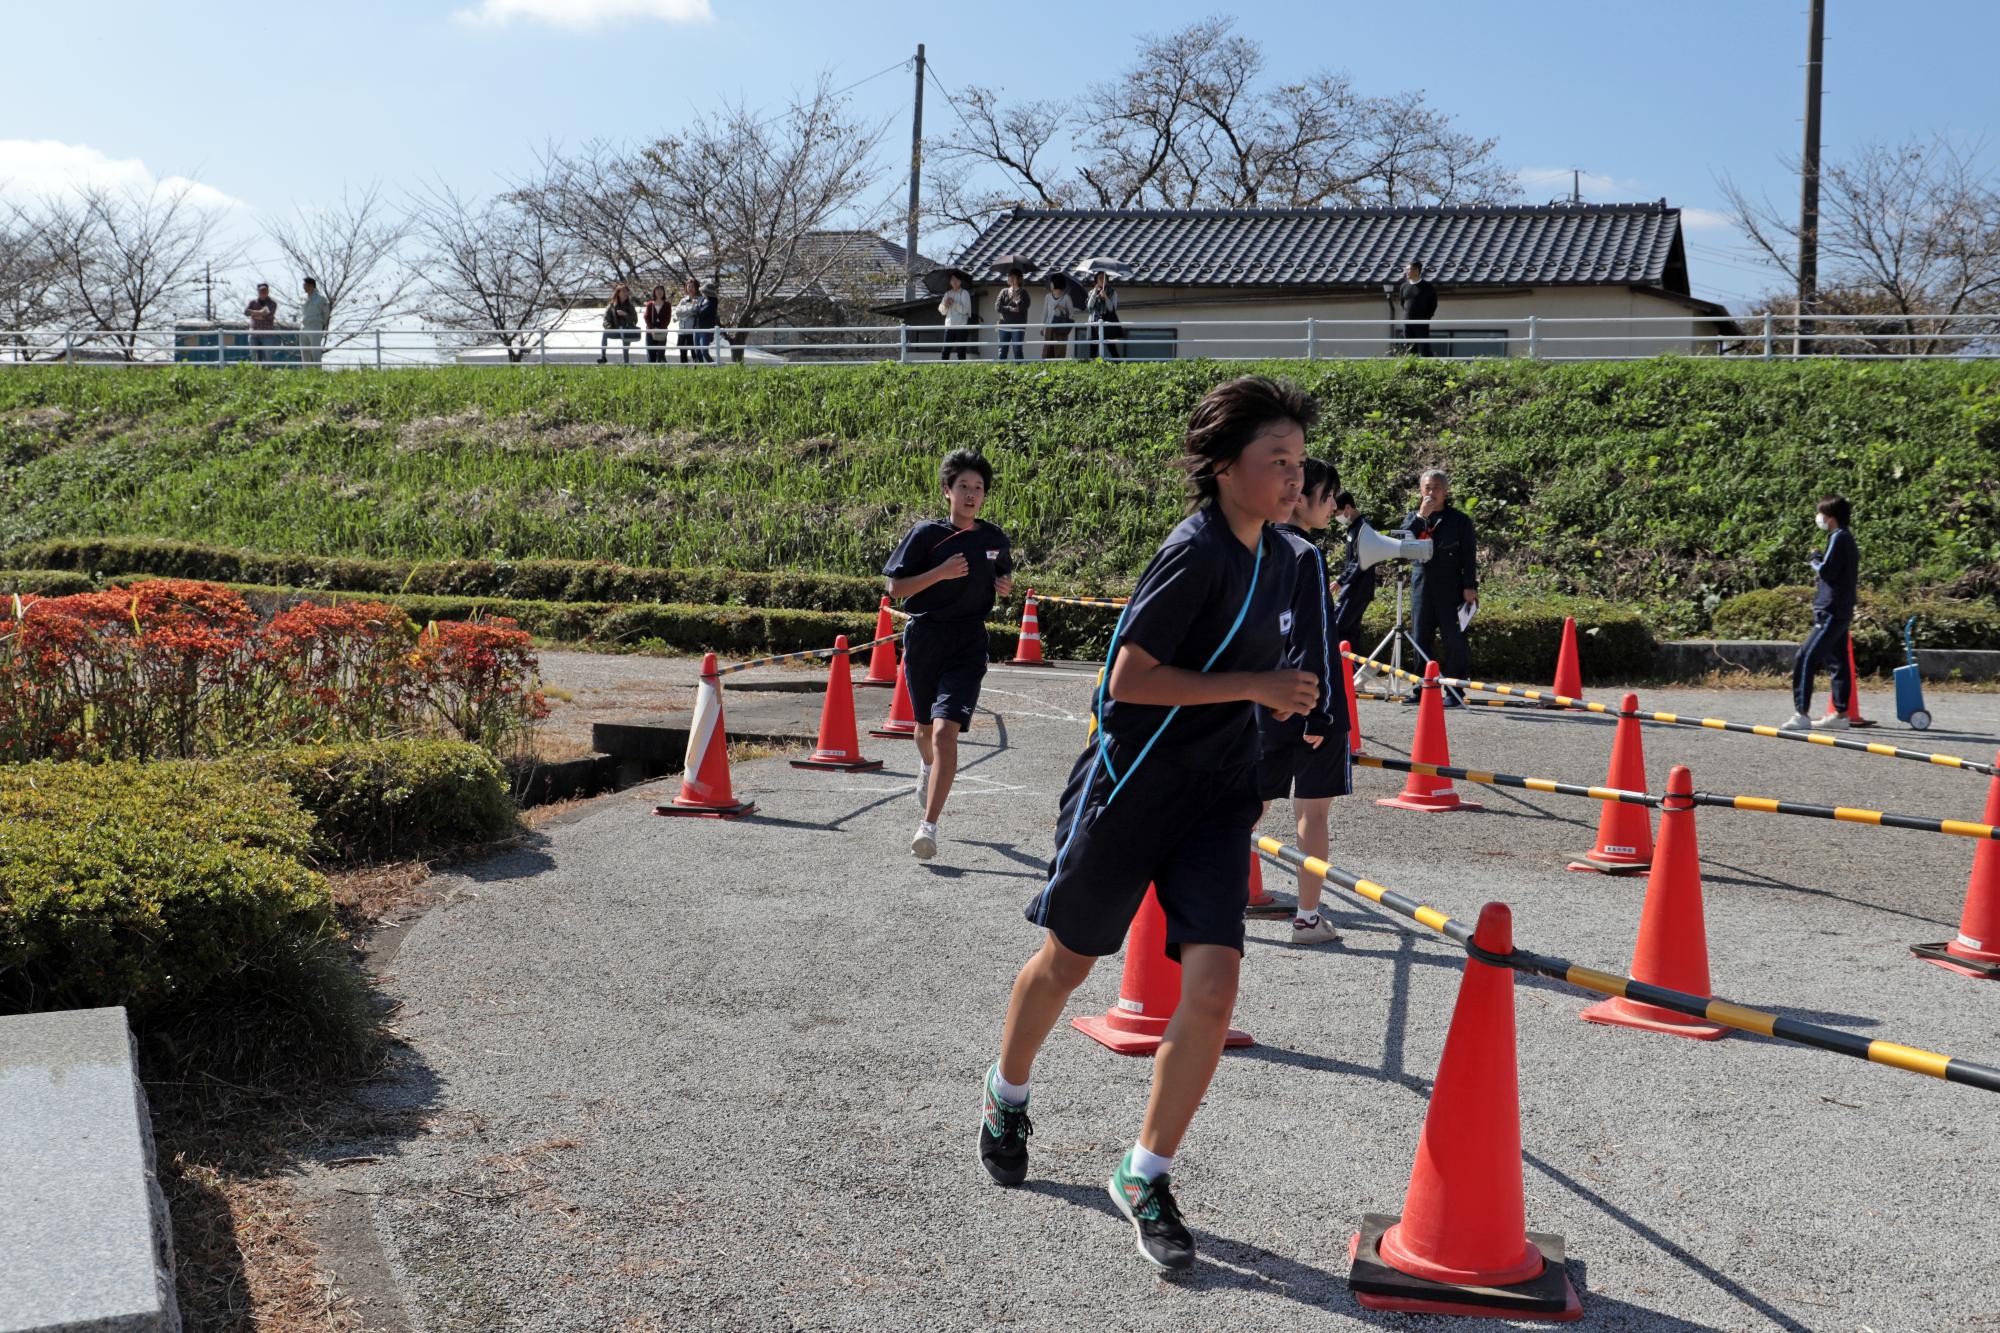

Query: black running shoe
[1108,1159,1195,1271]
[979,1065,1032,1185]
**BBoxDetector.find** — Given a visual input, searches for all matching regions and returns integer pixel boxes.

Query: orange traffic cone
[1340,638,1362,756]
[860,596,898,688]
[655,653,757,819]
[1347,902,1582,1320]
[790,637,885,772]
[1376,661,1482,813]
[1010,591,1048,666]
[1552,616,1583,701]
[1073,886,1254,1054]
[1825,634,1875,726]
[1245,847,1287,916]
[1581,765,1726,1039]
[1568,692,1654,874]
[869,662,919,739]
[1911,755,2000,979]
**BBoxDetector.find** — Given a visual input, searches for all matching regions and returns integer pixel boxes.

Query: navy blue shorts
[1256,736,1353,802]
[904,620,988,731]
[1025,735,1261,960]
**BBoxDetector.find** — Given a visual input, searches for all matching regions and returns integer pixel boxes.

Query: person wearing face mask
[1782,496,1859,731]
[1327,491,1377,654]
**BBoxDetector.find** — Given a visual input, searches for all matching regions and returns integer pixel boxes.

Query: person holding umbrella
[1084,270,1123,361]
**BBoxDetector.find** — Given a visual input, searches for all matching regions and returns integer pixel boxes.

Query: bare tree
[628,76,891,336]
[514,139,701,292]
[0,199,66,359]
[35,181,234,359]
[1721,136,2000,355]
[405,181,586,362]
[926,16,1514,245]
[263,182,417,347]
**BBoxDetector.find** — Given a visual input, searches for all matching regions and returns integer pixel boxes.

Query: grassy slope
[2,359,1995,633]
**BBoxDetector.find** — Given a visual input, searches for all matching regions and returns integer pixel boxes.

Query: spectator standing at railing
[1084,272,1123,360]
[244,283,278,363]
[995,269,1030,361]
[1782,495,1860,732]
[697,282,720,363]
[597,283,638,363]
[1041,274,1074,359]
[672,278,702,363]
[643,283,673,363]
[299,277,329,366]
[1395,260,1438,357]
[938,271,974,360]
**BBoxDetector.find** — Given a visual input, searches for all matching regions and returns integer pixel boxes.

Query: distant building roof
[786,230,940,305]
[952,201,1705,297]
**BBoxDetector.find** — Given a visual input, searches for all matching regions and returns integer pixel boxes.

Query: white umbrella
[1074,257,1133,279]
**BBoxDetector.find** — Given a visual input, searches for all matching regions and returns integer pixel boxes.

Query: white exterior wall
[971,285,1719,360]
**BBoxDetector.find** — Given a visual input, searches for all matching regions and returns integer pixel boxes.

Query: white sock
[1128,1144,1172,1181]
[1293,911,1319,928]
[989,1064,1029,1106]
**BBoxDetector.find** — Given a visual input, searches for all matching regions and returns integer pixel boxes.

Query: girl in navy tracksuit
[1784,495,1858,730]
[975,376,1322,1275]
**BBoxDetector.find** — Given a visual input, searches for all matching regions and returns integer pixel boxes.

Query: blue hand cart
[1894,617,1931,731]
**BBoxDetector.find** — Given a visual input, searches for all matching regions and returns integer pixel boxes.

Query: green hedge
[1710,586,2000,670]
[0,761,336,1015]
[4,361,1995,636]
[0,568,94,596]
[227,739,518,866]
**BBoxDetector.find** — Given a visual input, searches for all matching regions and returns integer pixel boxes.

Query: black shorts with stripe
[1256,737,1353,802]
[904,618,989,731]
[1025,734,1260,960]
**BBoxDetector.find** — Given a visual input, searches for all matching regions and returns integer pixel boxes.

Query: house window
[1118,325,1178,360]
[1434,329,1510,358]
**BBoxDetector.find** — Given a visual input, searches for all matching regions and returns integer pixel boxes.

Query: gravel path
[320,668,2000,1330]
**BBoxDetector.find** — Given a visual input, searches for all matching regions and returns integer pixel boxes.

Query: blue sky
[5,0,1995,309]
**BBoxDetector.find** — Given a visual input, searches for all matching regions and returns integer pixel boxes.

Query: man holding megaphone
[1402,468,1479,704]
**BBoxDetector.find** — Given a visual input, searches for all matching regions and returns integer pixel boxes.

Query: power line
[920,56,981,140]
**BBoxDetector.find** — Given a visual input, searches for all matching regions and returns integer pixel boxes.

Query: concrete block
[1653,638,1798,678]
[0,1007,179,1333]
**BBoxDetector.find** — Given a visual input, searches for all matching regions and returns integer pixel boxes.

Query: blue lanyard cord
[1037,538,1264,919]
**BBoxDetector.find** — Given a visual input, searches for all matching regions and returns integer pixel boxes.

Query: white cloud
[1678,206,1737,231]
[1516,166,1639,200]
[0,139,245,210]
[455,0,712,29]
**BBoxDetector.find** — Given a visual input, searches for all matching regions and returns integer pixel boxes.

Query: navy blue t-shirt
[1257,523,1342,749]
[1097,505,1298,768]
[882,519,1014,626]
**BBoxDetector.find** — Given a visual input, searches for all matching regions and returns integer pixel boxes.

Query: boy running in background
[883,450,1014,860]
[980,376,1320,1272]
[1257,458,1349,945]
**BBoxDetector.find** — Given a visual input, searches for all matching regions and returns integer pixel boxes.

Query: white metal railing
[0,312,1993,367]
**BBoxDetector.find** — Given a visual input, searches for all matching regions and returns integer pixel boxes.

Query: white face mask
[1815,513,1831,531]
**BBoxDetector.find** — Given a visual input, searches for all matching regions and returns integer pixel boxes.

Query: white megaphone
[1353,522,1432,570]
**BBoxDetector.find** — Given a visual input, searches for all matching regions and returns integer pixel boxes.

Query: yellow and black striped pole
[718,630,905,678]
[1342,650,1998,778]
[1253,835,2000,1094]
[1032,594,1131,608]
[1354,753,2000,843]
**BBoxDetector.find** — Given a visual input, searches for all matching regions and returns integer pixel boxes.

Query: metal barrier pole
[374,330,383,370]
[1305,317,1318,361]
[1527,315,1540,359]
[898,325,908,364]
[1763,312,1775,359]
[63,333,73,365]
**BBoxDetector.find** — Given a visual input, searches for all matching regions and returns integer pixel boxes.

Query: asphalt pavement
[315,665,2000,1331]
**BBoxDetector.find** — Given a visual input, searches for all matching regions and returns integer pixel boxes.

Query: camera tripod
[1361,570,1431,702]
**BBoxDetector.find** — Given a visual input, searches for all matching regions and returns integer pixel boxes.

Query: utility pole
[904,42,925,302]
[204,263,213,320]
[1796,0,1825,356]
[1572,169,1581,204]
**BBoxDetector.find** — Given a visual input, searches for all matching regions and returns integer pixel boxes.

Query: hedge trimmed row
[228,739,518,867]
[1710,586,2000,670]
[0,568,94,596]
[13,536,898,613]
[86,572,1647,683]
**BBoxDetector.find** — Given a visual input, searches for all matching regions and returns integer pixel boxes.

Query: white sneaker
[911,820,938,860]
[1779,712,1813,731]
[915,763,931,802]
[1290,913,1341,945]
[1810,714,1851,731]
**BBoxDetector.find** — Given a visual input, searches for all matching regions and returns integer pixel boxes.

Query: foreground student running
[980,376,1320,1272]
[882,450,1014,860]
[1256,457,1350,945]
